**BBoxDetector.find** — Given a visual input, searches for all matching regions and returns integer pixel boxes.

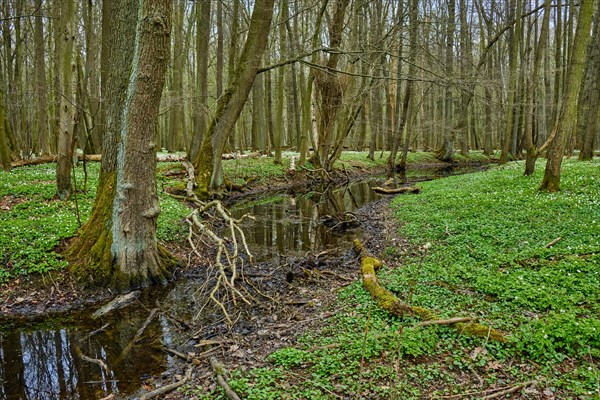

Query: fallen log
[10,153,187,168]
[353,239,506,342]
[92,291,141,319]
[371,186,420,195]
[139,367,192,400]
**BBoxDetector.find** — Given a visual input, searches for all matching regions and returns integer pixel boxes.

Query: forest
[0,0,599,398]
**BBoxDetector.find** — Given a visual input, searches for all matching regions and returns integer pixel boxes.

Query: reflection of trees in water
[0,314,167,399]
[236,181,381,259]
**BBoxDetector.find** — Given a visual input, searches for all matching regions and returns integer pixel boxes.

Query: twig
[74,344,110,373]
[416,317,474,327]
[434,380,536,399]
[210,357,242,400]
[118,308,158,360]
[139,367,193,400]
[545,237,562,248]
[162,347,190,361]
[481,380,537,399]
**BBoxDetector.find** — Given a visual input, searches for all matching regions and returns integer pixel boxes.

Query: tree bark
[110,0,173,289]
[189,0,211,161]
[56,0,76,200]
[540,0,595,192]
[194,0,275,196]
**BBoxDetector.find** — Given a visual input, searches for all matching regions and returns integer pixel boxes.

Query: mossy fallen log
[353,239,506,342]
[371,186,420,195]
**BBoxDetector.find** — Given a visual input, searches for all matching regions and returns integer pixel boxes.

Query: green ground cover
[0,151,487,283]
[0,163,190,282]
[197,158,600,399]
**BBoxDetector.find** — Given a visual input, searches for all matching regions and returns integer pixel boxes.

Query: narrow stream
[0,166,482,399]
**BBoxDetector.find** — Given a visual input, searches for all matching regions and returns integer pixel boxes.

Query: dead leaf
[470,346,487,360]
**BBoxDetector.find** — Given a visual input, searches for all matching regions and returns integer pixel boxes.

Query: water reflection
[0,310,172,399]
[231,178,383,262]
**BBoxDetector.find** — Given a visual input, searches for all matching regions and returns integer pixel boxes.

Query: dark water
[0,166,481,399]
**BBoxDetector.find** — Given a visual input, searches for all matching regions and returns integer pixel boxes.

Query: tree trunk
[435,0,456,162]
[540,0,595,192]
[189,0,211,161]
[523,0,550,175]
[578,2,600,161]
[499,0,522,164]
[0,91,12,171]
[34,0,50,156]
[110,0,173,289]
[56,0,76,200]
[194,0,275,197]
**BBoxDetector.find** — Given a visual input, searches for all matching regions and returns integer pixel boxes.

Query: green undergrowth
[0,163,190,282]
[194,159,600,399]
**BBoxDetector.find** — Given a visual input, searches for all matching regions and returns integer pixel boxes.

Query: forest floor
[3,152,599,399]
[0,150,491,318]
[171,158,599,400]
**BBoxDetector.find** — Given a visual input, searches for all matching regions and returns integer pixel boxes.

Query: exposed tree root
[172,160,255,325]
[371,186,420,195]
[353,239,506,342]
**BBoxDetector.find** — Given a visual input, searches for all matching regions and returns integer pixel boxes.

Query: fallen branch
[10,153,186,168]
[210,357,242,400]
[481,380,537,399]
[139,367,193,400]
[74,344,109,373]
[545,237,561,248]
[118,308,158,360]
[353,239,506,342]
[92,291,141,319]
[417,317,474,327]
[371,186,420,195]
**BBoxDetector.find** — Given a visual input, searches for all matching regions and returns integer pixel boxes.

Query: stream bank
[0,164,486,399]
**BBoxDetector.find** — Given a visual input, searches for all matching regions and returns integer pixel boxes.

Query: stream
[0,166,482,399]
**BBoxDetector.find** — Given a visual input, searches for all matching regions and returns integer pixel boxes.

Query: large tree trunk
[110,0,173,289]
[67,0,174,290]
[540,0,595,192]
[194,0,275,197]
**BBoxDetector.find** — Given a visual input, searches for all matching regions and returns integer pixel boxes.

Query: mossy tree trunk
[67,0,174,290]
[540,0,595,192]
[110,0,173,290]
[193,0,275,196]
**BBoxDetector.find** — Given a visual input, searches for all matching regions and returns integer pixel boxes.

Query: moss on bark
[65,172,116,285]
[353,239,506,342]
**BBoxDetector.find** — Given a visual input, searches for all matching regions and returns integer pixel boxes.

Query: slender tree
[540,0,595,192]
[194,0,275,196]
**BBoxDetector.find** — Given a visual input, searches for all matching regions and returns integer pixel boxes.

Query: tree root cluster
[171,161,256,326]
[353,239,506,342]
